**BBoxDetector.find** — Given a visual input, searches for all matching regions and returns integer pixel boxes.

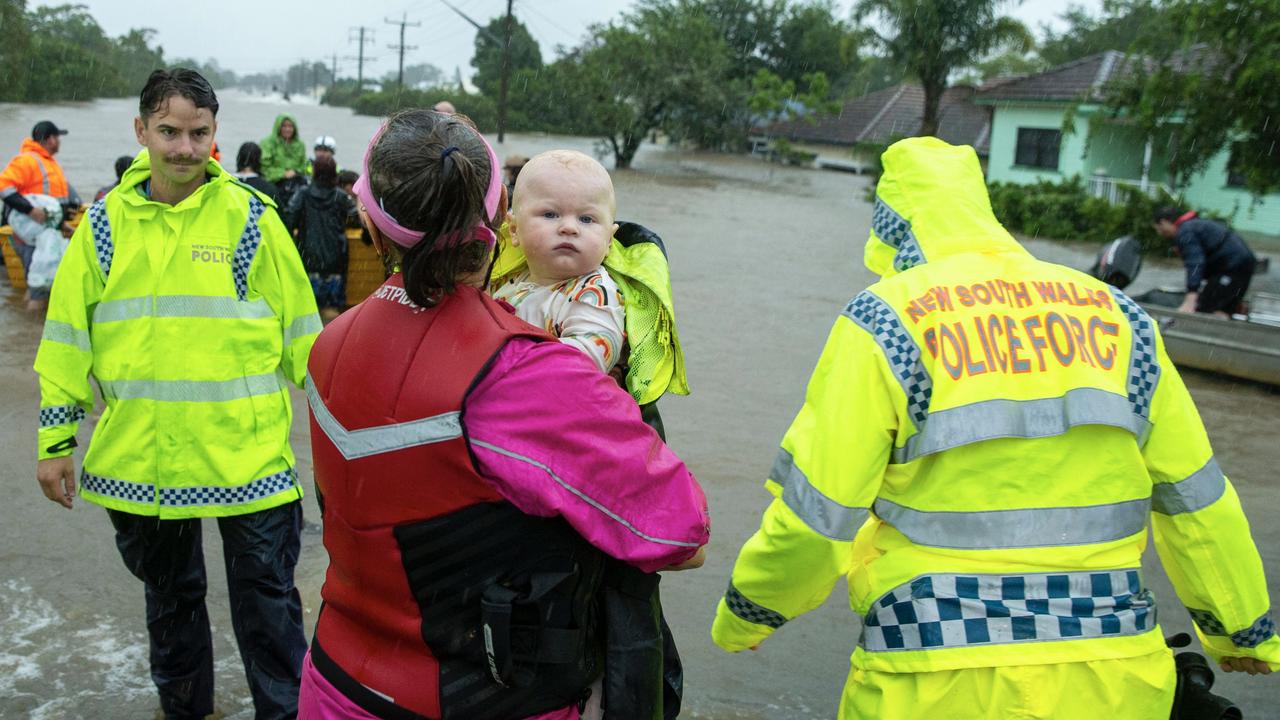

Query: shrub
[986,176,1198,252]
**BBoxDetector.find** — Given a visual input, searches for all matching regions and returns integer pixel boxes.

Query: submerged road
[1,144,1277,718]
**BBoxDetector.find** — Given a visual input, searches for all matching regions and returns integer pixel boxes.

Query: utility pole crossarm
[386,13,422,87]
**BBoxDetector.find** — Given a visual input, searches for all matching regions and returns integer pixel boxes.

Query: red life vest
[307,277,557,718]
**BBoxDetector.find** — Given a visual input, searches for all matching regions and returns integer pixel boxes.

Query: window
[1226,142,1247,188]
[1014,128,1061,170]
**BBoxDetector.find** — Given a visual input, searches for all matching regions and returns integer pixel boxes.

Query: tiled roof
[975,45,1220,103]
[769,83,993,154]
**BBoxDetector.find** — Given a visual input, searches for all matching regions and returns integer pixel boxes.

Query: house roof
[769,83,993,155]
[975,45,1220,103]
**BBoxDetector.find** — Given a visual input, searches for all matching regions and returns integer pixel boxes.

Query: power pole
[386,13,421,88]
[348,26,376,93]
[331,53,339,87]
[497,0,514,142]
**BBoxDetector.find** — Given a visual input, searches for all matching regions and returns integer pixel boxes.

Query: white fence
[1087,175,1172,205]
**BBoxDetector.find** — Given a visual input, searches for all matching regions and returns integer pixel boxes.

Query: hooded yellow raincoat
[35,152,321,519]
[711,137,1278,718]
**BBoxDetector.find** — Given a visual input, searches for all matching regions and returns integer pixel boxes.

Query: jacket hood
[116,149,231,200]
[865,137,1026,279]
[272,113,300,141]
[20,138,54,159]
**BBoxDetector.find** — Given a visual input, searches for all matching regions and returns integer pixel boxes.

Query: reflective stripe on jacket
[34,151,322,518]
[712,137,1279,674]
[0,138,70,201]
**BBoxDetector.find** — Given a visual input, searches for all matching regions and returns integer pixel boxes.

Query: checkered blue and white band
[861,568,1154,652]
[39,405,85,428]
[81,467,297,508]
[1187,607,1276,649]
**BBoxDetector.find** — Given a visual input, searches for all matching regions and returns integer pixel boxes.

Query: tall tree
[765,1,860,90]
[24,4,126,100]
[856,0,1032,135]
[1102,0,1280,195]
[1038,1,1170,67]
[114,28,165,93]
[471,16,541,97]
[0,0,30,101]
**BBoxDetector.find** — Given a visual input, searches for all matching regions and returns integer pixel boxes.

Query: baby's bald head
[513,150,616,219]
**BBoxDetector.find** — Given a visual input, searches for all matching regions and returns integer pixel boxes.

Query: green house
[974,51,1279,238]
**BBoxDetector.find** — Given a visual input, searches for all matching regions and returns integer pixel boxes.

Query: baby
[493,150,624,373]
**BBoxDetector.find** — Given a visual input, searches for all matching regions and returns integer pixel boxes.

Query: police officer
[711,137,1276,718]
[34,69,321,719]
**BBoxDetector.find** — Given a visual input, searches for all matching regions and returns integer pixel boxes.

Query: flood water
[1,92,1277,719]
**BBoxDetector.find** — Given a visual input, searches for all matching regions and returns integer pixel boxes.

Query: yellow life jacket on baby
[491,221,689,405]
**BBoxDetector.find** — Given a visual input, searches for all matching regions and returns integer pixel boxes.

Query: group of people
[26,66,1278,720]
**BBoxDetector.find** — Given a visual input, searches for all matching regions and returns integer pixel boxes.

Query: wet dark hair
[337,169,359,188]
[1153,206,1185,224]
[368,109,496,308]
[236,142,262,173]
[312,155,338,188]
[139,68,219,122]
[114,155,133,180]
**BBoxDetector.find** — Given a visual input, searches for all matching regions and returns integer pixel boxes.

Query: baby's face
[512,163,617,285]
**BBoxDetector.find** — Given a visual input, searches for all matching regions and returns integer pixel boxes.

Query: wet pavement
[1,95,1278,717]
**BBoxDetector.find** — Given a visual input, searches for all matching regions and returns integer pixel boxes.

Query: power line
[520,1,584,44]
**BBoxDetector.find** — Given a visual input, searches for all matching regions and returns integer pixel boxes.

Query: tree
[0,0,31,101]
[395,62,444,89]
[170,58,239,88]
[765,1,860,91]
[856,0,1032,135]
[1038,1,1170,67]
[957,49,1045,85]
[113,28,165,93]
[285,61,331,96]
[471,15,542,97]
[1102,0,1280,195]
[24,4,127,101]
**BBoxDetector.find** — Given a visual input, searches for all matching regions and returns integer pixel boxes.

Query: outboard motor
[1167,633,1243,720]
[1090,235,1144,289]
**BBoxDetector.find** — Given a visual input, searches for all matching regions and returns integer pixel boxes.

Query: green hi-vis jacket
[35,152,322,519]
[491,223,689,406]
[713,137,1279,675]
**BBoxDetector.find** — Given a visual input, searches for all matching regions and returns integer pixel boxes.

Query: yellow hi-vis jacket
[34,152,321,519]
[712,137,1279,674]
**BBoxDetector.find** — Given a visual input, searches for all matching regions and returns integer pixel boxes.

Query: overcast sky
[40,0,1104,79]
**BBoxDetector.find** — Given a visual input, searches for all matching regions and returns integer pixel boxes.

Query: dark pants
[1196,262,1255,315]
[8,236,49,300]
[109,502,307,720]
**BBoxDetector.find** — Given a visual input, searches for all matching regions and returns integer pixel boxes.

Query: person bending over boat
[1153,207,1257,317]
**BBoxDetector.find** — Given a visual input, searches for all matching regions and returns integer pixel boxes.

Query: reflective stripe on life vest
[306,372,463,460]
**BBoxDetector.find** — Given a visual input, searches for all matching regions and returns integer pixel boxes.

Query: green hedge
[986,176,1183,252]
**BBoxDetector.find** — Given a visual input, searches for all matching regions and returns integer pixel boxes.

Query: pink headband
[353,120,504,249]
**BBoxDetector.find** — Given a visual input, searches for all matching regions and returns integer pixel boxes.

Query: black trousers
[109,501,307,720]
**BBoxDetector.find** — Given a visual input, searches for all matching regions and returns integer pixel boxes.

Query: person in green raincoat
[260,113,306,184]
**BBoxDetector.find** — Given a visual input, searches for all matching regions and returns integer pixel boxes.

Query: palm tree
[856,0,1033,136]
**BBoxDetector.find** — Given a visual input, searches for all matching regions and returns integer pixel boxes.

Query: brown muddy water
[1,93,1277,718]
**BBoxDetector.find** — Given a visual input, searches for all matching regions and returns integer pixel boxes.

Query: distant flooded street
[1,93,1277,718]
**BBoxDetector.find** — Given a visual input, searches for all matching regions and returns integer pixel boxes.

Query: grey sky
[39,0,1103,79]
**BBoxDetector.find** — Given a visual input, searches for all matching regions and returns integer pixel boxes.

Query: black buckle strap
[481,585,518,687]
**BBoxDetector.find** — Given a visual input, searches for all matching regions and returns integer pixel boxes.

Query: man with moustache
[33,69,320,720]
